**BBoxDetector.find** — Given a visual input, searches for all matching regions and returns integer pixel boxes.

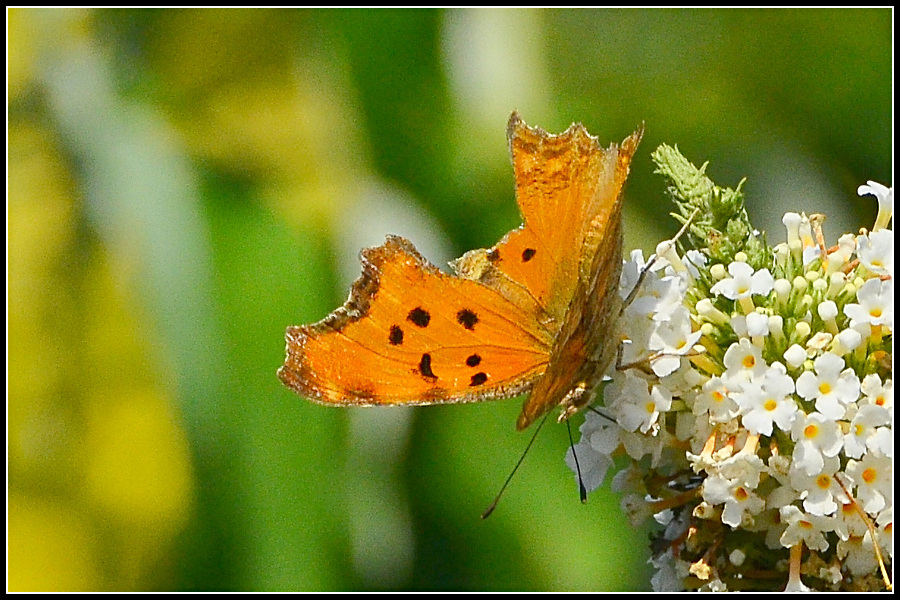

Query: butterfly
[278,112,642,431]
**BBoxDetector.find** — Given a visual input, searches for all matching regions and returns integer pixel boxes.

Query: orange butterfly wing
[278,113,642,429]
[278,235,554,407]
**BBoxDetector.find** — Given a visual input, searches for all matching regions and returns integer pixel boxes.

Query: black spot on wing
[418,353,436,379]
[389,325,404,345]
[470,372,488,386]
[407,307,431,327]
[457,308,479,330]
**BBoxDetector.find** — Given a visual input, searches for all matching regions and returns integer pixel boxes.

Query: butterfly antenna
[621,207,700,312]
[566,418,588,503]
[482,411,550,519]
[587,404,617,424]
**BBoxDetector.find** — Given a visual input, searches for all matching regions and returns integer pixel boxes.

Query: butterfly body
[279,113,642,430]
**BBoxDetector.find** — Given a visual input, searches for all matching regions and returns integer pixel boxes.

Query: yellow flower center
[862,468,877,484]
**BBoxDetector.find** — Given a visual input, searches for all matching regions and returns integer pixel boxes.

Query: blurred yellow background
[7,8,891,591]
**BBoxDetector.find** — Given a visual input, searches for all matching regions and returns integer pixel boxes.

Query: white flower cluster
[568,182,893,591]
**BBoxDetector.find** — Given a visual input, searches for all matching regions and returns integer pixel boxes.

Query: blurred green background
[7,8,891,591]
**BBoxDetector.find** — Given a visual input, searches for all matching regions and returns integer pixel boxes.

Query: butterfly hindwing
[278,235,554,406]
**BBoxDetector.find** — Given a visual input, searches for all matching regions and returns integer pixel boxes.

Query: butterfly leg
[614,342,655,375]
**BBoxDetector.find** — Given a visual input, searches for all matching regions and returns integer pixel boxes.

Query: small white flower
[649,306,702,377]
[846,452,892,514]
[719,452,766,490]
[790,411,843,476]
[856,229,893,277]
[693,376,740,423]
[634,387,672,435]
[779,505,833,551]
[844,404,891,459]
[860,374,893,412]
[789,455,842,516]
[832,499,870,541]
[619,249,651,301]
[703,474,765,527]
[730,314,749,338]
[565,411,621,493]
[858,180,892,205]
[565,440,612,494]
[795,352,860,420]
[838,536,880,577]
[774,277,793,303]
[794,213,818,262]
[621,255,683,322]
[866,426,893,457]
[608,370,673,435]
[733,362,797,436]
[710,261,775,301]
[802,244,822,266]
[683,249,707,279]
[844,277,893,330]
[723,337,767,383]
[857,180,893,231]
